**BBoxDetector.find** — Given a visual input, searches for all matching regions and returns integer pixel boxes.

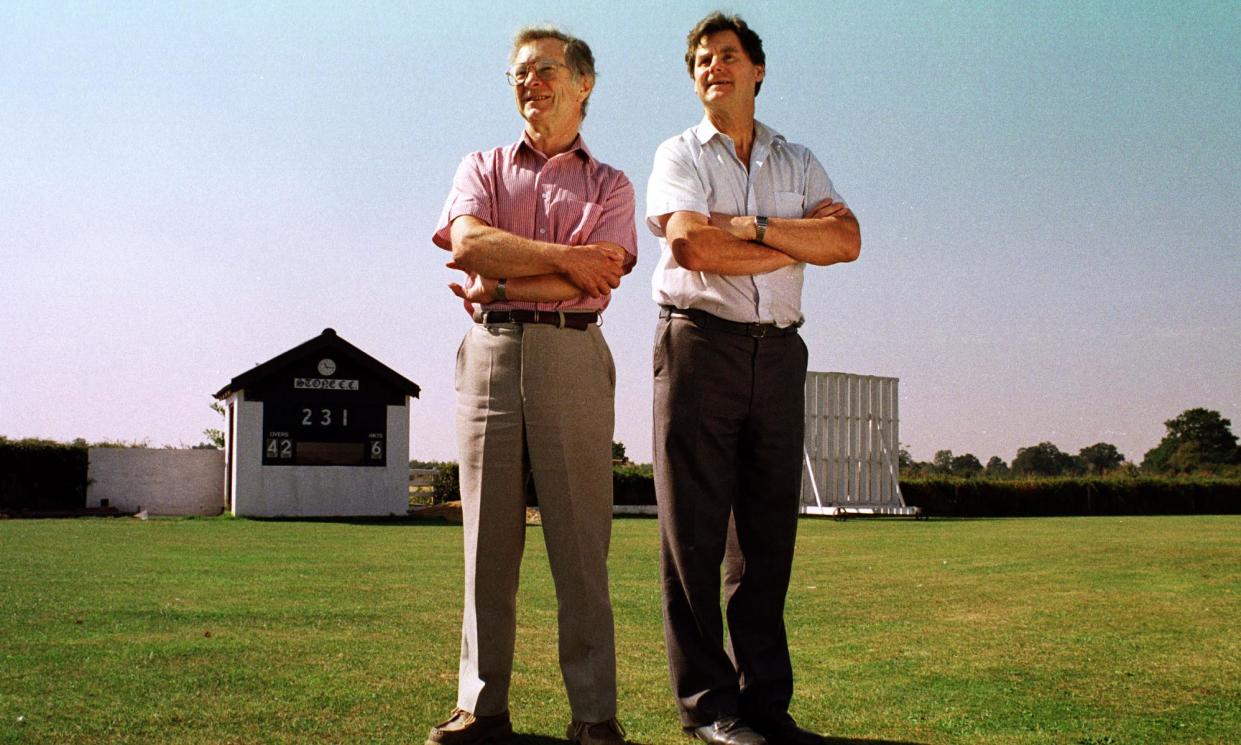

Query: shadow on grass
[814,515,1008,523]
[509,736,568,745]
[240,515,462,527]
[502,731,928,745]
[239,512,657,527]
[821,738,929,745]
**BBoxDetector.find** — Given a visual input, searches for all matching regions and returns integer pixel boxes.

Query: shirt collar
[692,116,784,150]
[517,130,594,163]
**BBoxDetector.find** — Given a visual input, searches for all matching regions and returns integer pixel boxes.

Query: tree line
[901,408,1241,479]
[413,408,1240,482]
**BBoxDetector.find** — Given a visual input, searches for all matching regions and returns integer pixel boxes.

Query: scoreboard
[262,400,387,467]
[253,355,393,467]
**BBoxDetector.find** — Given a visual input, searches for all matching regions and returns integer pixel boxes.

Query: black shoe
[749,713,826,745]
[688,717,767,745]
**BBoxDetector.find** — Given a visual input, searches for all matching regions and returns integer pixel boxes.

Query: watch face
[317,358,337,376]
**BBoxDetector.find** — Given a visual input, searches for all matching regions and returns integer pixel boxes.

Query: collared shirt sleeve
[645,138,709,238]
[432,153,493,250]
[584,171,639,273]
[804,149,843,214]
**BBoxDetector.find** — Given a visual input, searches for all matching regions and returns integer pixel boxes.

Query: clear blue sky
[3,1,1238,466]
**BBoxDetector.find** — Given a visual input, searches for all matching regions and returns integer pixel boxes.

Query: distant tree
[898,449,933,478]
[91,438,152,449]
[898,447,914,470]
[202,401,226,450]
[950,453,984,477]
[612,440,628,464]
[409,459,453,469]
[1078,442,1125,475]
[908,461,934,478]
[1163,442,1203,474]
[1012,441,1079,477]
[932,449,954,475]
[1143,408,1239,473]
[984,456,1010,478]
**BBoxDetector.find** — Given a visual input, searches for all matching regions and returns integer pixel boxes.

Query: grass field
[1,515,1238,744]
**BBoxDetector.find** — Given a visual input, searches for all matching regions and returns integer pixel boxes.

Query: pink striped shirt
[432,132,637,313]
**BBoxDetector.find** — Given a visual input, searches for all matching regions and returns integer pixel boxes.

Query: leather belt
[476,309,599,331]
[660,306,800,338]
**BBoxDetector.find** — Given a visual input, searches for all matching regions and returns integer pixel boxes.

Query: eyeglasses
[505,59,568,86]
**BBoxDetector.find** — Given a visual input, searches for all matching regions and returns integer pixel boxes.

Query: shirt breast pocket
[774,191,805,218]
[549,198,602,244]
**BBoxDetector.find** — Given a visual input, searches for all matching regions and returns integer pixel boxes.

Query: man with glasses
[646,13,860,745]
[428,25,635,745]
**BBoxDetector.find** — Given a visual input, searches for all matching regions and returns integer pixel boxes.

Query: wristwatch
[495,278,508,301]
[755,215,769,243]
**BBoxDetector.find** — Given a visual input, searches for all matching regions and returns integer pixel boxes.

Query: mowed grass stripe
[0,516,1237,744]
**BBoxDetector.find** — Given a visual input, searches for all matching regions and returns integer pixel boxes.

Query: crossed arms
[657,199,861,276]
[446,215,628,306]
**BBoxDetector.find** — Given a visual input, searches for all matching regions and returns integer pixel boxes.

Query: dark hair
[684,12,765,95]
[511,26,597,117]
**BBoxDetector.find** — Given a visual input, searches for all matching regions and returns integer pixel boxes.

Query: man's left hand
[806,198,852,220]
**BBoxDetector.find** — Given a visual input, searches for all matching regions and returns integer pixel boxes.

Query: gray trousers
[652,314,808,728]
[454,321,618,722]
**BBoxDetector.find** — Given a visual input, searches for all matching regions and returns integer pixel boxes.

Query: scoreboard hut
[214,328,420,517]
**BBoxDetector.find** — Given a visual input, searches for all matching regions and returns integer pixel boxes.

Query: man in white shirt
[645,12,861,745]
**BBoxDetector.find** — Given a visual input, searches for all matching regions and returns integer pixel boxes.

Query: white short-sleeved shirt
[646,117,842,327]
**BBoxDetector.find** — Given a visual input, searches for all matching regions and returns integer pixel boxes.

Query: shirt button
[539,229,546,235]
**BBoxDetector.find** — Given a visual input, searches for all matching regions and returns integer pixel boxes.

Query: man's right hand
[556,243,625,298]
[446,262,497,317]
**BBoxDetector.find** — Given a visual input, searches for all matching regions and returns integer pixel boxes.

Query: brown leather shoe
[688,718,767,745]
[567,717,627,745]
[425,708,513,745]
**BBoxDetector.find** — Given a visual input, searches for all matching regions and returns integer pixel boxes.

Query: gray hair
[511,25,597,117]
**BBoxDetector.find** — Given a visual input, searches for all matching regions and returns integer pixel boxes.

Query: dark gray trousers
[652,314,808,728]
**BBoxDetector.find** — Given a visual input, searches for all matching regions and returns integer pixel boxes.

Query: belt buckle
[748,323,769,338]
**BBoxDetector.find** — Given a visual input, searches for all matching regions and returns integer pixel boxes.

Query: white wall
[228,393,410,517]
[87,448,225,516]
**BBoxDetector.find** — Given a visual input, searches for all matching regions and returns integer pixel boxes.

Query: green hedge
[613,463,655,506]
[430,462,460,505]
[0,438,89,513]
[425,462,657,506]
[588,472,1241,516]
[419,464,1241,517]
[607,472,1240,516]
[900,477,1241,517]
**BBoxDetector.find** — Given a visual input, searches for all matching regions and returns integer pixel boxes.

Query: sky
[2,1,1238,466]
